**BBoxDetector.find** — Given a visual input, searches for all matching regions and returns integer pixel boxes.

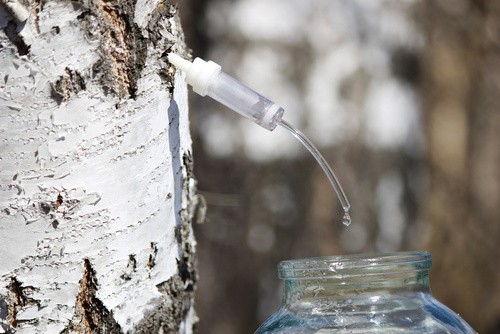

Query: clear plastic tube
[168,53,284,131]
[279,120,351,214]
[207,72,284,131]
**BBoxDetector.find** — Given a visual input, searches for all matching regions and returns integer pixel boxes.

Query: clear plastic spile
[168,53,284,131]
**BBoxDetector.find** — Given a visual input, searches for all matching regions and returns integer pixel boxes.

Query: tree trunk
[0,1,198,333]
[421,1,500,332]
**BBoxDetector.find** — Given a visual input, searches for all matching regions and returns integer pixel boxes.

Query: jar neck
[279,252,432,304]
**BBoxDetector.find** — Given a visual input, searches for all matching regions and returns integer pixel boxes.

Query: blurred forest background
[176,0,500,333]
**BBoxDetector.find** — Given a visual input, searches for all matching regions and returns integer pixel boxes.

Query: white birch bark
[0,1,198,333]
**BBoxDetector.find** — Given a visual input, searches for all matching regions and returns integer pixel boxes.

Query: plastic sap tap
[168,53,284,131]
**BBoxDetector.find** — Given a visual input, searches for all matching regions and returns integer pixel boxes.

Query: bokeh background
[176,0,500,333]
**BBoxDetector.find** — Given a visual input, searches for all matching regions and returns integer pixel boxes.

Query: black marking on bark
[56,193,63,209]
[182,153,195,180]
[75,10,91,26]
[147,242,158,272]
[39,201,51,214]
[52,67,86,103]
[147,242,158,279]
[6,277,41,328]
[120,254,137,281]
[49,85,64,105]
[174,225,182,244]
[61,259,122,334]
[176,256,191,284]
[50,26,60,35]
[3,21,30,55]
[34,0,42,34]
[74,0,148,99]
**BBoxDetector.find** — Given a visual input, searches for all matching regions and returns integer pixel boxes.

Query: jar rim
[278,251,432,280]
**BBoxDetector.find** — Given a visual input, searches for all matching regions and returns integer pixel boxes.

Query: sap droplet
[342,212,351,227]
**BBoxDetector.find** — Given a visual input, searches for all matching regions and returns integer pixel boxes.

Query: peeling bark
[0,0,197,333]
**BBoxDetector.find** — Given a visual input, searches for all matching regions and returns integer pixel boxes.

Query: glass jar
[255,252,476,333]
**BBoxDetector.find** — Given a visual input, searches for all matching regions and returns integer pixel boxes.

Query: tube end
[168,53,192,73]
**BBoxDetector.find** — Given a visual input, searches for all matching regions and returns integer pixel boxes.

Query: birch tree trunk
[0,1,199,333]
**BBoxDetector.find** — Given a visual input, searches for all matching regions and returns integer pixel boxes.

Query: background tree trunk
[421,1,500,333]
[0,1,198,333]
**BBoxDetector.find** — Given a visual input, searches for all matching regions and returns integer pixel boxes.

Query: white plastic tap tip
[168,53,221,96]
[167,53,192,73]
